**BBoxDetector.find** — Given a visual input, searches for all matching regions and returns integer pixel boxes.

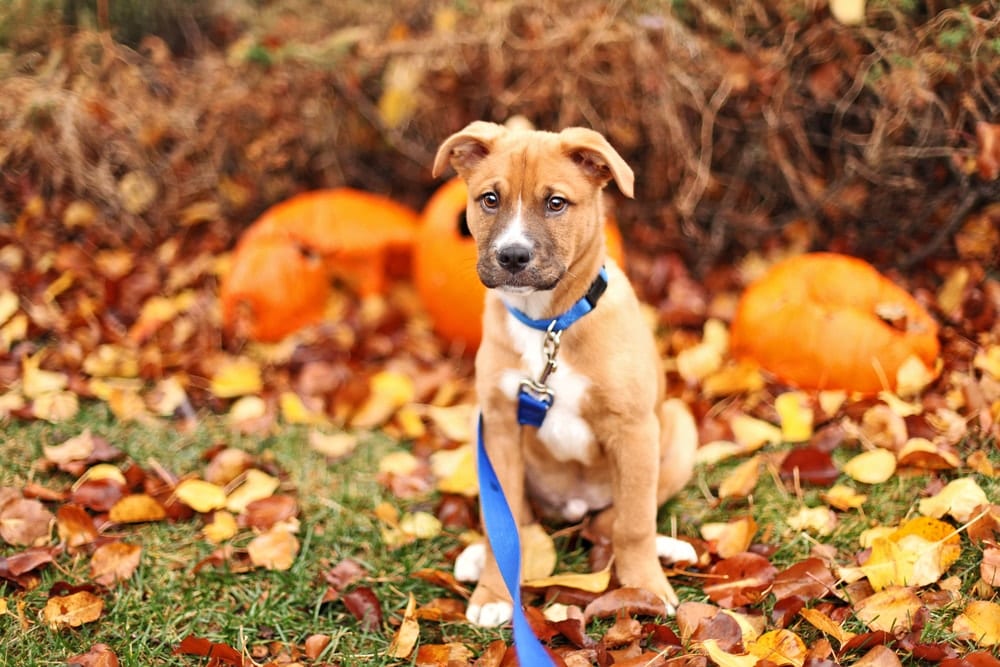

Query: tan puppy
[433,122,697,627]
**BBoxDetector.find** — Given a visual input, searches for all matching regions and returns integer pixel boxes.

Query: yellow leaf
[677,342,723,383]
[974,345,1000,379]
[147,376,189,417]
[82,344,140,378]
[895,355,937,397]
[897,437,961,470]
[394,404,426,440]
[279,391,326,425]
[379,450,419,476]
[698,639,758,667]
[425,404,475,442]
[31,390,79,422]
[877,390,923,417]
[227,395,268,426]
[44,430,96,465]
[746,629,807,667]
[308,430,358,461]
[523,562,612,593]
[431,445,477,497]
[918,477,990,523]
[22,353,68,399]
[175,479,228,513]
[731,414,782,449]
[387,593,420,659]
[696,440,750,466]
[210,357,262,399]
[817,390,847,418]
[1,313,28,353]
[0,290,18,327]
[859,538,908,591]
[821,484,867,511]
[73,463,127,489]
[398,512,442,539]
[247,527,299,571]
[718,455,762,500]
[109,494,167,524]
[829,0,865,25]
[225,469,280,514]
[842,448,897,484]
[787,506,837,536]
[775,392,813,442]
[203,511,239,543]
[952,600,1000,647]
[702,360,765,397]
[853,586,923,633]
[43,591,104,629]
[351,371,416,428]
[521,524,557,582]
[377,57,422,129]
[798,607,856,646]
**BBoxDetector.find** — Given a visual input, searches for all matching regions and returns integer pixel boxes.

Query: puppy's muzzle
[496,242,533,274]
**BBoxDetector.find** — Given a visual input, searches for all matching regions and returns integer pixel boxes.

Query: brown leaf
[771,558,838,602]
[303,634,331,660]
[0,497,54,546]
[71,478,126,512]
[90,541,142,586]
[583,587,669,624]
[704,552,777,608]
[981,547,1000,586]
[388,593,420,659]
[412,568,471,598]
[66,643,120,667]
[342,586,383,631]
[415,597,467,622]
[323,558,366,593]
[174,636,247,666]
[414,643,475,666]
[975,121,1000,181]
[472,639,508,667]
[851,644,903,667]
[43,590,104,629]
[240,494,298,531]
[56,504,98,549]
[940,652,1000,667]
[779,446,839,486]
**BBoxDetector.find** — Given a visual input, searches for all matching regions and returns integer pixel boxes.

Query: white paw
[466,601,514,627]
[656,535,697,564]
[454,542,486,583]
[663,601,677,616]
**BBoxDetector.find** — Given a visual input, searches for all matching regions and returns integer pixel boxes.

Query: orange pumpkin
[220,188,419,341]
[729,253,940,394]
[414,178,627,349]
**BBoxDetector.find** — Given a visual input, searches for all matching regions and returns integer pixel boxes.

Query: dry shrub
[0,0,997,269]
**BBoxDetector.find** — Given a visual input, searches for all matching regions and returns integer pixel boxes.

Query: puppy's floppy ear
[559,127,635,199]
[433,121,507,178]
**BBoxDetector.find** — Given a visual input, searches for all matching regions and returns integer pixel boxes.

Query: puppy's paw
[466,601,514,627]
[454,542,486,583]
[656,535,697,565]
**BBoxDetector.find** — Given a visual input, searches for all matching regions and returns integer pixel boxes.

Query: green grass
[1,405,997,666]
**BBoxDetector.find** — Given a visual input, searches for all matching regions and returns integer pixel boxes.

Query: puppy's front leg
[606,415,679,611]
[466,407,529,627]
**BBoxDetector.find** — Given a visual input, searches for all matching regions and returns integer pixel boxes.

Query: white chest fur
[498,311,598,465]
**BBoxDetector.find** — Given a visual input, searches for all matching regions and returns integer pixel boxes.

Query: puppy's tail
[657,398,698,503]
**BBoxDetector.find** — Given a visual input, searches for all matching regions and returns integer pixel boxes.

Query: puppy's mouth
[477,265,562,293]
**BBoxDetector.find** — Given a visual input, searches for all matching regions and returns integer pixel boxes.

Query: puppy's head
[433,122,633,293]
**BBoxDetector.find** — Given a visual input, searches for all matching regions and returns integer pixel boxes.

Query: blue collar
[504,266,609,332]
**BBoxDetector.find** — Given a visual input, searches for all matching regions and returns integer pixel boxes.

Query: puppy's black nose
[496,244,533,273]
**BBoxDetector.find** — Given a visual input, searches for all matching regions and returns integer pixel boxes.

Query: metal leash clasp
[519,321,561,401]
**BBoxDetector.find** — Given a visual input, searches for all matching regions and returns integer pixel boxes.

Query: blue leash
[474,267,609,665]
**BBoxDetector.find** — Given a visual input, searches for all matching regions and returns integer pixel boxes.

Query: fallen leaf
[90,541,142,586]
[247,528,299,571]
[952,600,1000,647]
[210,357,263,399]
[787,506,838,536]
[746,629,807,667]
[430,444,478,497]
[175,479,228,513]
[730,414,782,450]
[842,448,897,485]
[522,523,557,581]
[56,504,98,549]
[304,634,331,661]
[66,643,120,667]
[524,562,612,593]
[771,558,838,602]
[342,586,383,632]
[309,430,358,461]
[413,643,474,666]
[698,638,757,667]
[896,437,961,470]
[821,484,868,511]
[225,469,280,514]
[203,510,239,543]
[775,392,813,442]
[853,586,924,633]
[108,494,167,524]
[32,390,80,422]
[981,547,1000,586]
[22,352,68,399]
[43,590,104,629]
[703,552,777,608]
[387,593,420,659]
[700,516,757,558]
[279,391,327,425]
[718,455,762,500]
[350,370,415,428]
[425,404,475,442]
[174,636,247,666]
[798,607,856,646]
[43,430,97,466]
[918,477,990,523]
[583,587,669,623]
[779,446,839,486]
[852,644,903,667]
[0,498,54,547]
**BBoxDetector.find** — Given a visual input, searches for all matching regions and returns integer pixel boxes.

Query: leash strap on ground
[476,416,555,666]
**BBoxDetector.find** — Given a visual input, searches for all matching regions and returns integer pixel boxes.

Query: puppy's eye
[546,196,568,213]
[480,191,500,211]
